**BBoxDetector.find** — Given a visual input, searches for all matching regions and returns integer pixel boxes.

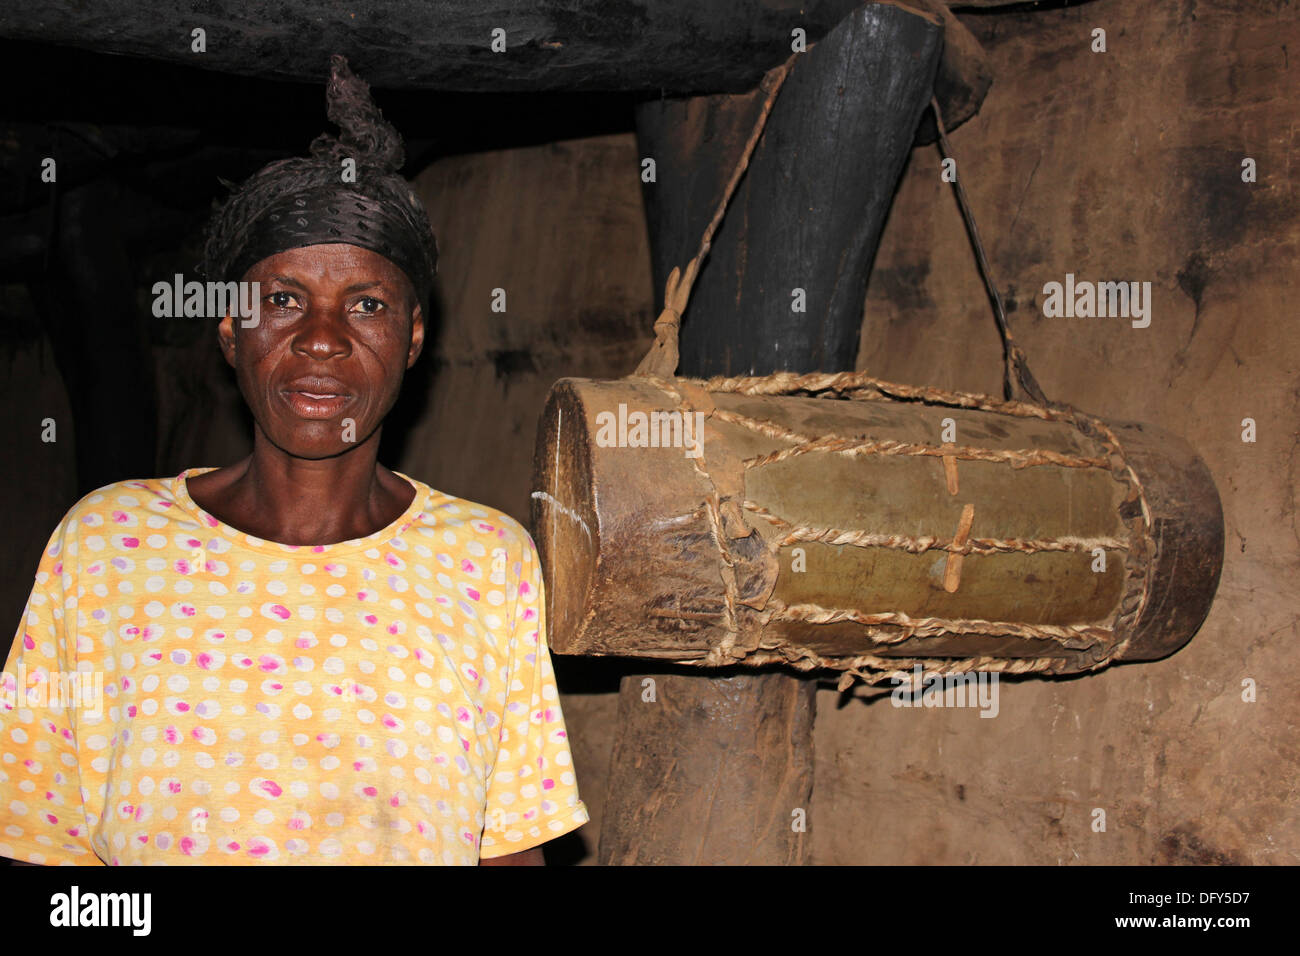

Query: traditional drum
[528,53,1223,687]
[530,371,1223,684]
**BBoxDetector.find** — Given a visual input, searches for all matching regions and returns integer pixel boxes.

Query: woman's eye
[356,297,385,314]
[268,291,298,309]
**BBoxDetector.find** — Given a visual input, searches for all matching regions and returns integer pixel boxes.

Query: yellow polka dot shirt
[0,468,588,865]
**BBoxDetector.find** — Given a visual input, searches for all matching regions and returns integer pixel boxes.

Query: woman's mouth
[281,390,354,418]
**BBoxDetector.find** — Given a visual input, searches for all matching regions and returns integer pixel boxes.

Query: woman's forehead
[247,243,414,291]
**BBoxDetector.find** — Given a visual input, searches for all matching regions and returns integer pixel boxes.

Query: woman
[0,57,588,866]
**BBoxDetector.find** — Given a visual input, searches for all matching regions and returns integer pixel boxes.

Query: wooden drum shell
[530,376,1223,680]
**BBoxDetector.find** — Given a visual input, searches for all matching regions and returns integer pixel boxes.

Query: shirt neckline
[171,466,437,556]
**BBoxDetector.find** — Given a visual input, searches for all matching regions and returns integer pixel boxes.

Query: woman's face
[217,243,425,460]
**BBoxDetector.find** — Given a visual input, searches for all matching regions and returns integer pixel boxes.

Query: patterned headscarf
[201,55,438,311]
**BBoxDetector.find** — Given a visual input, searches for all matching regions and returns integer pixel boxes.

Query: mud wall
[831,0,1297,864]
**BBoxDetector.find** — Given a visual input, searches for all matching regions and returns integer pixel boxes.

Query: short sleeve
[479,531,589,860]
[0,516,101,865]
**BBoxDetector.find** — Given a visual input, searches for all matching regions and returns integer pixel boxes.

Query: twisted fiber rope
[762,600,1110,648]
[634,52,799,379]
[929,96,1053,409]
[711,402,1107,475]
[685,645,1066,690]
[745,433,1108,471]
[701,370,1057,420]
[743,502,1129,555]
[1066,415,1156,661]
[642,376,746,666]
[705,376,1153,677]
[633,370,1153,673]
[705,368,1156,615]
[709,407,817,444]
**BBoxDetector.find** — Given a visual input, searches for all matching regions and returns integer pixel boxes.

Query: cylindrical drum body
[530,374,1223,681]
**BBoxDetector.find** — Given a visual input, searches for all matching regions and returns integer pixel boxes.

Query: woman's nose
[293,302,352,356]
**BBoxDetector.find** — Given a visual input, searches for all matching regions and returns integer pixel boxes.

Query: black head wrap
[202,55,437,311]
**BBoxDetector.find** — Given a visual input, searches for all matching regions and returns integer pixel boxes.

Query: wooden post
[596,3,942,864]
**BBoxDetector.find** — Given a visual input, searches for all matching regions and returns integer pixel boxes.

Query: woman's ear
[407,303,425,369]
[217,313,238,367]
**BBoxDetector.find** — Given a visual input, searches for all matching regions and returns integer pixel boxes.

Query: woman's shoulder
[63,473,185,517]
[45,473,191,540]
[412,481,536,554]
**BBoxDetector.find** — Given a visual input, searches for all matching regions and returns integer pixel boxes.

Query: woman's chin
[263,428,365,461]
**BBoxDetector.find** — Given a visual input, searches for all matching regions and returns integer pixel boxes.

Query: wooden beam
[0,0,864,93]
[0,1,993,138]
